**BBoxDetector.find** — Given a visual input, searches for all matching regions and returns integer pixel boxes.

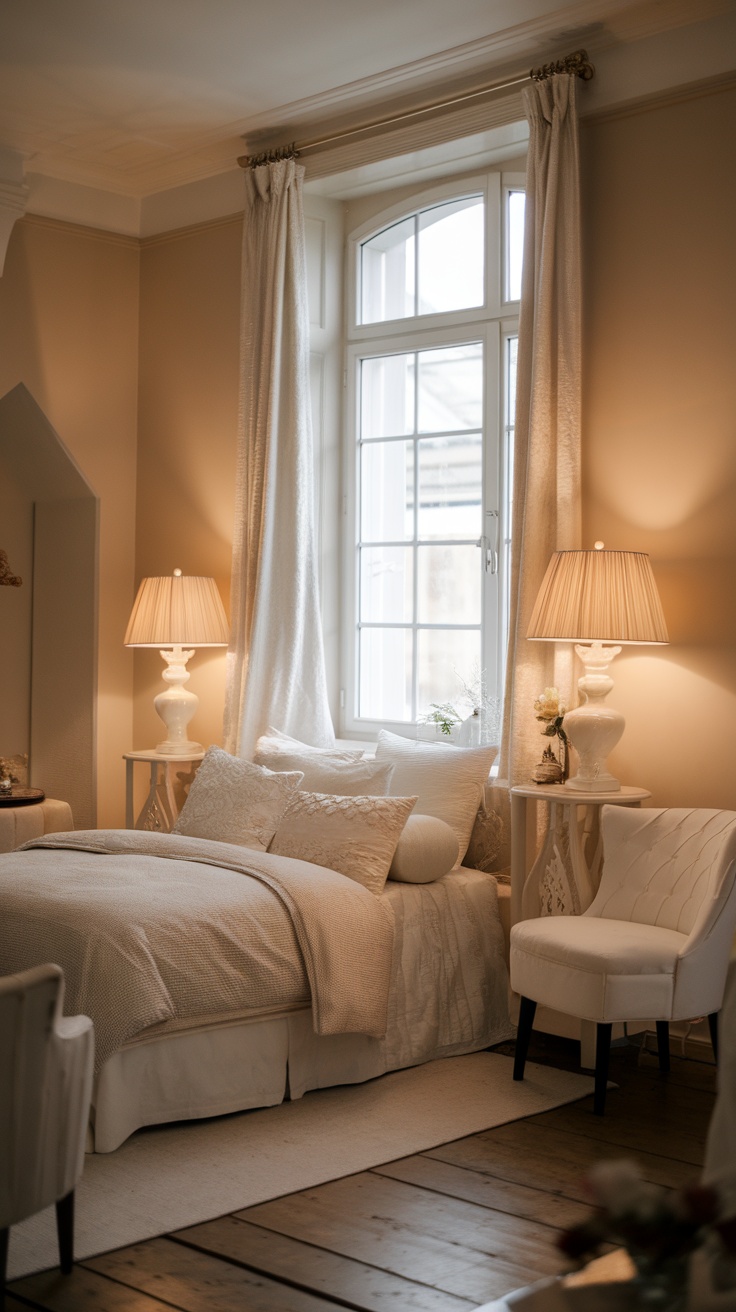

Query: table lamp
[124,569,229,755]
[526,543,668,792]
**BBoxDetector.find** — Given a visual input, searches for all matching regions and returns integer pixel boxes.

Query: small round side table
[510,783,651,926]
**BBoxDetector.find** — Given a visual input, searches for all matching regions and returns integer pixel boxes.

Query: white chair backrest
[0,964,65,1222]
[590,807,736,935]
[0,960,95,1234]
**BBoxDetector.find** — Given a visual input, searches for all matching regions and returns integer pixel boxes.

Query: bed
[0,732,512,1152]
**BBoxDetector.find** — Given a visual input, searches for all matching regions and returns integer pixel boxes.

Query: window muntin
[360,195,484,325]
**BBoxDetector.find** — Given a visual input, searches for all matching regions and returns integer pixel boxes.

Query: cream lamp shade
[527,545,668,792]
[125,569,229,755]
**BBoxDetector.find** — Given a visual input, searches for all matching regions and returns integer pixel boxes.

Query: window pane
[361,216,415,324]
[417,544,481,625]
[360,546,413,623]
[507,334,518,419]
[417,343,482,434]
[360,440,413,542]
[417,628,481,719]
[361,353,414,439]
[417,197,484,315]
[359,627,413,720]
[507,190,525,302]
[418,435,482,540]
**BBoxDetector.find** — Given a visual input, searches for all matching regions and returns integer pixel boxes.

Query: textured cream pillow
[375,730,497,866]
[269,791,417,895]
[254,728,364,774]
[173,746,303,850]
[389,814,460,883]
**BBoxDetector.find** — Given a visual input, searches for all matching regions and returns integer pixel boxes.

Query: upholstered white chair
[0,964,94,1303]
[511,807,736,1115]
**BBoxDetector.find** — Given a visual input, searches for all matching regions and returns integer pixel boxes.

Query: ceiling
[2,0,733,203]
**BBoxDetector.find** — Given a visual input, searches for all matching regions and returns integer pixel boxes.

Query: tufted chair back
[590,806,736,935]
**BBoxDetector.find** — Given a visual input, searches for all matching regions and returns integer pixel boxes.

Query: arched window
[342,173,524,738]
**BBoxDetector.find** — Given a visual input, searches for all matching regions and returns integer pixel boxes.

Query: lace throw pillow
[375,730,497,867]
[269,791,417,895]
[173,745,303,850]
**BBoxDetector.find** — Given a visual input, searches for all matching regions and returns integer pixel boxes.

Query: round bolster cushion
[389,814,460,883]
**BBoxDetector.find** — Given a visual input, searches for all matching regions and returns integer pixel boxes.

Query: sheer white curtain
[224,158,334,757]
[499,74,582,786]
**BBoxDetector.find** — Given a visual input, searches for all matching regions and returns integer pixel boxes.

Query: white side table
[510,783,651,926]
[124,750,204,832]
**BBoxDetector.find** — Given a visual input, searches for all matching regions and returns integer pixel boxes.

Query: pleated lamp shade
[527,548,668,645]
[124,570,229,648]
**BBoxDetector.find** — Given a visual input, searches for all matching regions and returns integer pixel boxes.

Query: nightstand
[510,783,650,926]
[123,750,204,832]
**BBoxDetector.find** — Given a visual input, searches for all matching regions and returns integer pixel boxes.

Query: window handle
[482,510,499,575]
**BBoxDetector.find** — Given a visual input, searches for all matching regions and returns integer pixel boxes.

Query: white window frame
[340,171,522,740]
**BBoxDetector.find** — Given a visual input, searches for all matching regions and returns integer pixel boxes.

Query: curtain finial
[530,50,594,82]
[237,143,300,170]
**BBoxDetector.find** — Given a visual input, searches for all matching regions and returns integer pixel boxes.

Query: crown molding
[0,147,29,275]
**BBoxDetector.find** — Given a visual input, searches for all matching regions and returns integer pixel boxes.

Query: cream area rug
[9,1052,593,1280]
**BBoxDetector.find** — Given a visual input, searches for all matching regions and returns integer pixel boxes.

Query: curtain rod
[237,48,594,169]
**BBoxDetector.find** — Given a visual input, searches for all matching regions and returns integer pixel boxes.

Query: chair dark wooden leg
[1,1224,8,1312]
[55,1191,74,1275]
[708,1011,719,1065]
[594,1023,612,1116]
[656,1021,671,1074]
[513,996,537,1082]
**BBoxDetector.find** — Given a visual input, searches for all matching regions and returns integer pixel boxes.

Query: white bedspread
[0,830,394,1069]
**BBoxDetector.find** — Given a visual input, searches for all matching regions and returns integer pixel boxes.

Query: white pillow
[254,728,364,774]
[269,791,417,896]
[294,758,394,796]
[389,814,460,884]
[375,730,497,866]
[173,745,303,850]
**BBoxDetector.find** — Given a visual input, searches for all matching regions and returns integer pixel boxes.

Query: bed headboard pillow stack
[375,731,497,869]
[173,745,303,850]
[269,791,418,895]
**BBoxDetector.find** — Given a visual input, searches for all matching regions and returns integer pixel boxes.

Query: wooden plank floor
[8,1034,717,1312]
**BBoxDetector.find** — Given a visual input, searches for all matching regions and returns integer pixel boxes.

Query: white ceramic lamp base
[154,646,204,755]
[564,642,624,792]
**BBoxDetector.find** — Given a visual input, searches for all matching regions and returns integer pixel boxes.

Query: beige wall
[0,216,139,826]
[134,215,242,756]
[581,81,736,806]
[4,75,733,822]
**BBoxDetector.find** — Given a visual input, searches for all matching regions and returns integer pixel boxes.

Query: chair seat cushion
[510,915,688,1023]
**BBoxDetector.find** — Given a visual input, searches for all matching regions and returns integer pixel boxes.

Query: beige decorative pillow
[254,728,364,774]
[375,730,497,867]
[269,791,417,895]
[389,814,460,884]
[173,745,303,850]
